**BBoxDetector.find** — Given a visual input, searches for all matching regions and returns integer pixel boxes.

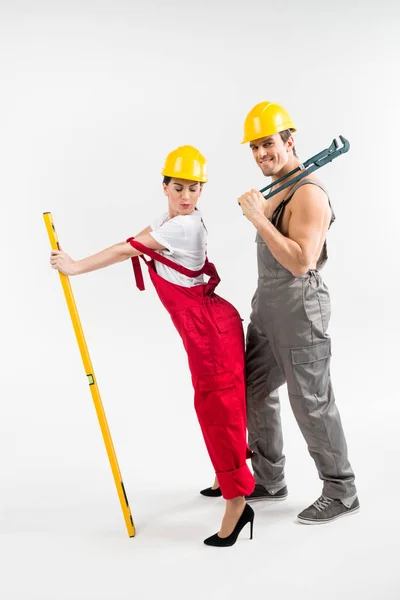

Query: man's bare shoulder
[290,177,329,216]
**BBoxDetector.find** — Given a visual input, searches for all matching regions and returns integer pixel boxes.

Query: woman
[50,145,255,546]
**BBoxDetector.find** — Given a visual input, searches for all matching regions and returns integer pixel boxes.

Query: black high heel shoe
[200,486,222,498]
[203,503,254,547]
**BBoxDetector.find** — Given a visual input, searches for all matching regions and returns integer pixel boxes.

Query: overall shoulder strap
[271,178,332,228]
[284,178,329,202]
[126,237,207,291]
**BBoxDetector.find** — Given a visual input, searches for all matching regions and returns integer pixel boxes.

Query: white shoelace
[313,496,335,512]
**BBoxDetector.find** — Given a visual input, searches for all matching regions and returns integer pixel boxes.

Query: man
[237,101,359,524]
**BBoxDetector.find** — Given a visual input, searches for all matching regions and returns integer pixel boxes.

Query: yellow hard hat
[161,145,208,183]
[242,101,296,144]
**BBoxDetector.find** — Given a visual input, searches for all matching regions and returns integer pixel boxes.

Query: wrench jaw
[331,135,350,154]
[328,136,349,153]
[318,136,350,167]
[339,135,350,153]
[328,138,338,152]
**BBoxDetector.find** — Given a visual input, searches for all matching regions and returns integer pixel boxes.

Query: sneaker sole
[297,505,360,525]
[246,494,288,503]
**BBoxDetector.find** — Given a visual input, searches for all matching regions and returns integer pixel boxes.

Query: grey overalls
[246,178,356,500]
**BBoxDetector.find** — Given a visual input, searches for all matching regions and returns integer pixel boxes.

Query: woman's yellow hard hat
[162,145,208,182]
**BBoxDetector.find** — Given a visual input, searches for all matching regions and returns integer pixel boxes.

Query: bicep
[288,188,329,259]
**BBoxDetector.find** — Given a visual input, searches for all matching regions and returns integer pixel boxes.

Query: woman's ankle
[225,496,246,512]
[211,476,219,490]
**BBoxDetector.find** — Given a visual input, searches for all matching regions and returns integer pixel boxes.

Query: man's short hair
[279,129,298,158]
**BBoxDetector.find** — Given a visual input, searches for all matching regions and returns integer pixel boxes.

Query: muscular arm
[240,185,330,277]
[50,228,165,276]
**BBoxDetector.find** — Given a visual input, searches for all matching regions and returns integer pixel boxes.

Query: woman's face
[163,178,203,217]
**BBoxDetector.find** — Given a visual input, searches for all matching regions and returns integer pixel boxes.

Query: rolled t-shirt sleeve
[149,216,186,254]
[151,212,166,232]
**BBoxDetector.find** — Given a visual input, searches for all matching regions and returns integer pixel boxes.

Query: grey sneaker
[297,495,360,525]
[245,484,288,503]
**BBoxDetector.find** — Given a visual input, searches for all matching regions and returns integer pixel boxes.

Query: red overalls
[127,238,255,500]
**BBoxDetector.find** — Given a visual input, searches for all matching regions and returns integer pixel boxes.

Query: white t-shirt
[149,209,207,287]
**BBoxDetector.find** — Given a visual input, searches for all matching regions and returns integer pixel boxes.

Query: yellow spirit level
[43,212,135,537]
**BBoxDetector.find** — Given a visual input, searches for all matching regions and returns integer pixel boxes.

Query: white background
[0,1,399,598]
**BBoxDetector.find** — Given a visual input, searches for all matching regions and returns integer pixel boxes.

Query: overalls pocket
[194,372,241,425]
[290,340,331,397]
[317,285,331,334]
[215,314,245,371]
[174,307,211,368]
[302,272,331,338]
[302,273,321,323]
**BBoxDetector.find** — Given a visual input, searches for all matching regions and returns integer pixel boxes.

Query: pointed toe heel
[203,503,255,547]
[200,487,222,498]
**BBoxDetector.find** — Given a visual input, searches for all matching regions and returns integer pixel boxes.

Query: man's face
[250,133,292,177]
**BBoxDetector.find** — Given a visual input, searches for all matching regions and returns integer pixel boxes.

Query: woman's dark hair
[163,176,203,187]
[279,129,298,158]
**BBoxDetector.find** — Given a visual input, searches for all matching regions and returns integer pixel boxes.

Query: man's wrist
[251,212,269,229]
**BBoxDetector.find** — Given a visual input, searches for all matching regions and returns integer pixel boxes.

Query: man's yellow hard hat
[242,101,296,144]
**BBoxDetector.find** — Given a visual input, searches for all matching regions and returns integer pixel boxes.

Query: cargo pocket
[180,311,195,332]
[194,372,241,425]
[215,314,245,362]
[174,308,212,369]
[317,287,331,334]
[216,314,244,336]
[302,275,321,323]
[290,340,331,397]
